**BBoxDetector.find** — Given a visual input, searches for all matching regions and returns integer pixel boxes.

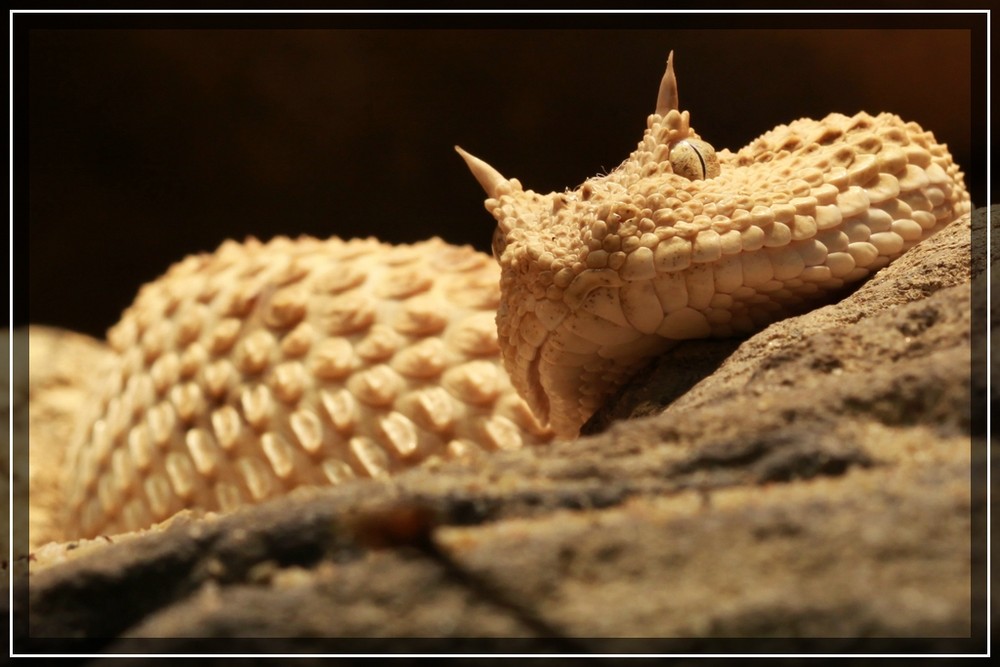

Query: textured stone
[16,208,987,647]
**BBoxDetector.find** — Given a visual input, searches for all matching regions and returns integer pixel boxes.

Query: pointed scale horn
[655,50,678,116]
[455,146,512,199]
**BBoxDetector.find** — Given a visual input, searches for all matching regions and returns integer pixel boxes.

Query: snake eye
[491,226,508,261]
[669,138,720,180]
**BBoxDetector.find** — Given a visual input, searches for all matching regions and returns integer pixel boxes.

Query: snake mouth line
[522,333,551,430]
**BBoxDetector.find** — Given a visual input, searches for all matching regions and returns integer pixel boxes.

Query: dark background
[21,16,980,338]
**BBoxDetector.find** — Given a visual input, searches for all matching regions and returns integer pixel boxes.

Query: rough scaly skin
[462,52,971,437]
[62,237,552,539]
[60,52,970,539]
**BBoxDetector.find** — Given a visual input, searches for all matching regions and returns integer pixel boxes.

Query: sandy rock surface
[14,208,988,652]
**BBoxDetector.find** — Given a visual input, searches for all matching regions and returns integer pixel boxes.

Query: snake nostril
[491,227,507,262]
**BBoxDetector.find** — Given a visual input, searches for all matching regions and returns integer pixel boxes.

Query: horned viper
[59,52,970,539]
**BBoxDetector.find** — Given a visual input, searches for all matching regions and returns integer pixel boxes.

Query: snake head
[457,51,722,437]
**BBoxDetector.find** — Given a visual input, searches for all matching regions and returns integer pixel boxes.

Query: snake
[58,51,971,540]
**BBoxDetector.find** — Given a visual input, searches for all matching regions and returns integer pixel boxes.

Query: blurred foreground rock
[15,208,988,653]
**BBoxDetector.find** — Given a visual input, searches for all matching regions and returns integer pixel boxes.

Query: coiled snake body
[61,52,971,539]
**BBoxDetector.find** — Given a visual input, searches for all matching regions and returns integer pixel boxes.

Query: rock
[15,209,988,651]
